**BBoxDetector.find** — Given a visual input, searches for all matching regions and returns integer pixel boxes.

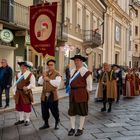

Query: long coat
[97,70,117,99]
[15,73,33,104]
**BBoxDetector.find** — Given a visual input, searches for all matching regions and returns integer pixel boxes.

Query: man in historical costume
[112,64,123,103]
[13,61,36,126]
[67,55,92,136]
[97,63,117,113]
[38,59,61,130]
[0,59,13,108]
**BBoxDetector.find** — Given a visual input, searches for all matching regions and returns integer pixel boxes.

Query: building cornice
[105,0,132,23]
[77,0,105,16]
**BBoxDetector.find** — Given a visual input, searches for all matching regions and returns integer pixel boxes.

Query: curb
[0,94,69,113]
[0,89,96,113]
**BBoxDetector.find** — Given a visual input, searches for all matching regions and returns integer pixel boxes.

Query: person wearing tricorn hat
[13,61,36,126]
[112,64,123,103]
[67,54,92,136]
[38,59,62,130]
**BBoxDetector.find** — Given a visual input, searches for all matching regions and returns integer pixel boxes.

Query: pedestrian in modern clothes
[97,63,117,112]
[0,59,13,108]
[38,59,61,130]
[13,61,36,126]
[67,55,92,136]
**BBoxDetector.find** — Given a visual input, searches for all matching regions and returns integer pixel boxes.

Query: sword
[31,104,38,118]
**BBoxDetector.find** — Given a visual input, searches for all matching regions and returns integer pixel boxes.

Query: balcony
[56,22,68,44]
[14,2,29,29]
[0,0,29,29]
[83,30,102,48]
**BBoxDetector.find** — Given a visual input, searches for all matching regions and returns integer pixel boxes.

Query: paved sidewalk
[0,83,98,113]
[1,86,140,139]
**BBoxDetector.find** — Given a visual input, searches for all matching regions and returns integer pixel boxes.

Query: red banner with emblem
[30,2,57,57]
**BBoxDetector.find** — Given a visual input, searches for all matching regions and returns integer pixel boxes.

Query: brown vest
[15,73,33,104]
[41,70,60,101]
[70,71,92,103]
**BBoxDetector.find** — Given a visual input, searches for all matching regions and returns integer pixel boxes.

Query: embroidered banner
[30,2,57,57]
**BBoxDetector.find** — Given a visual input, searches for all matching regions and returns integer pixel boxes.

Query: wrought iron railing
[0,0,29,28]
[83,30,102,47]
[13,2,29,28]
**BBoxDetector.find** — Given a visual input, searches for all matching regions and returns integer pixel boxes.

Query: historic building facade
[56,0,105,75]
[131,1,140,68]
[103,0,132,66]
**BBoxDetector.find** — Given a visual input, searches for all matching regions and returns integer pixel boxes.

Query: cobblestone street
[1,92,140,140]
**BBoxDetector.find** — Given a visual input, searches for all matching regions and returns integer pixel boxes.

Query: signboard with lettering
[30,2,57,57]
[0,29,14,43]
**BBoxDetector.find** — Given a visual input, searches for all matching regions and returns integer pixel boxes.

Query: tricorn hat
[46,59,56,65]
[112,64,120,68]
[70,55,87,62]
[18,61,33,68]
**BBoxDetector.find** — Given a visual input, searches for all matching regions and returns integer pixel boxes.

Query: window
[76,3,82,29]
[115,22,121,44]
[65,0,72,23]
[115,54,118,64]
[135,26,138,36]
[135,10,138,18]
[85,10,90,30]
[135,44,138,51]
[129,61,131,68]
[93,16,97,30]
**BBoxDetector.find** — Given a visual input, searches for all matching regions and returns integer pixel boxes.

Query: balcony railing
[14,2,29,28]
[83,30,102,48]
[57,22,68,43]
[0,0,29,29]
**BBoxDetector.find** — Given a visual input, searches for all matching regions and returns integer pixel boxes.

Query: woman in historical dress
[123,69,134,97]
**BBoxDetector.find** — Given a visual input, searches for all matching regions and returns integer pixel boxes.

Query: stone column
[88,52,93,72]
[106,8,113,64]
[111,12,115,64]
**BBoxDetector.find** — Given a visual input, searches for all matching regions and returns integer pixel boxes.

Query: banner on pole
[30,2,57,57]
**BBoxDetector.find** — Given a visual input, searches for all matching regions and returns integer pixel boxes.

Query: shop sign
[0,29,14,43]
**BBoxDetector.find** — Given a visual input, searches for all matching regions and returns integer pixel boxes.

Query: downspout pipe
[99,0,107,45]
[61,0,65,40]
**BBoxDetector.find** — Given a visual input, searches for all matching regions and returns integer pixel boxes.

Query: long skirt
[123,81,134,97]
[16,93,31,113]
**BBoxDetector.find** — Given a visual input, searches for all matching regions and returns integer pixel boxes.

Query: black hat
[47,59,56,65]
[70,55,87,62]
[18,61,33,68]
[112,64,120,68]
